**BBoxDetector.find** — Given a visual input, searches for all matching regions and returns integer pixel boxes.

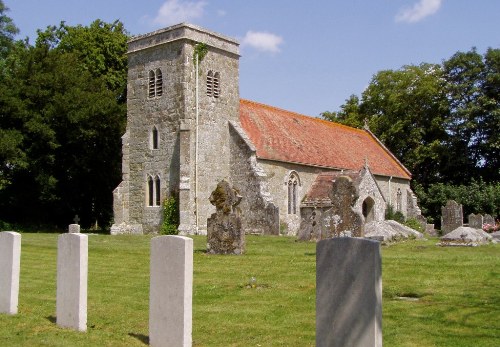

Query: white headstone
[149,235,193,347]
[0,231,21,315]
[56,233,88,331]
[316,237,382,347]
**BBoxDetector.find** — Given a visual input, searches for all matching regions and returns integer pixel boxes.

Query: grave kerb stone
[0,231,21,315]
[56,233,88,331]
[150,235,193,347]
[316,237,382,347]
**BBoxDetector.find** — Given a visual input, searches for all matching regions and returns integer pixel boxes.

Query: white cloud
[153,0,206,26]
[241,31,284,53]
[395,0,442,23]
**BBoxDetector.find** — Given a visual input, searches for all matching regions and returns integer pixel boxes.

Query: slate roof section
[239,99,411,179]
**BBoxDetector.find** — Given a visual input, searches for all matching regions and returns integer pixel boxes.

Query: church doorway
[362,197,375,223]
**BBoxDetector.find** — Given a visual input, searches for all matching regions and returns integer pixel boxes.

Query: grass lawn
[0,233,499,346]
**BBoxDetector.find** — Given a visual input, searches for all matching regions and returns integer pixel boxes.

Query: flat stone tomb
[316,237,382,347]
[56,233,88,331]
[0,231,21,315]
[150,236,193,347]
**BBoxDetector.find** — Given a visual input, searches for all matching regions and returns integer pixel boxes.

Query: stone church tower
[111,23,240,234]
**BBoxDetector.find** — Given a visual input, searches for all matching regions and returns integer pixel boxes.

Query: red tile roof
[239,99,411,180]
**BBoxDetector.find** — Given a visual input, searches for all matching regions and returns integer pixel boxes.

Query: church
[111,23,420,236]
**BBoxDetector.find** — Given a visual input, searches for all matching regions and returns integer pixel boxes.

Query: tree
[0,0,18,59]
[0,20,128,228]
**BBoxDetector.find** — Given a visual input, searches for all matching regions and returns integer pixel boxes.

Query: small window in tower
[206,70,213,96]
[148,70,155,98]
[155,175,161,206]
[151,126,159,149]
[155,69,163,96]
[148,176,154,206]
[213,72,220,98]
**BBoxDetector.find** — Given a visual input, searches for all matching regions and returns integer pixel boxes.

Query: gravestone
[150,236,193,347]
[68,224,80,233]
[56,233,88,331]
[468,213,483,229]
[207,180,245,255]
[441,200,463,234]
[316,238,382,347]
[483,214,495,228]
[0,232,21,315]
[328,176,364,237]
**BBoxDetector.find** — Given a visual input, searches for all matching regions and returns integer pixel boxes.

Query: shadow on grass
[46,316,56,323]
[129,333,149,345]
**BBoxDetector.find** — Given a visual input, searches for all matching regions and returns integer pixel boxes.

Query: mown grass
[0,234,498,346]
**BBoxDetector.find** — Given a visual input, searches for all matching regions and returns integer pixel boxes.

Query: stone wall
[229,122,279,235]
[373,175,413,217]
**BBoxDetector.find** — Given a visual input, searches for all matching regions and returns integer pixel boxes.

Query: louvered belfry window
[148,70,156,98]
[207,70,213,96]
[213,72,220,98]
[148,69,163,98]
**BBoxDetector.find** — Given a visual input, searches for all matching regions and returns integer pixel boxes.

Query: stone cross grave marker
[0,231,21,315]
[468,213,483,230]
[69,215,81,233]
[441,200,463,234]
[206,180,245,255]
[56,233,88,331]
[316,237,382,347]
[150,235,193,347]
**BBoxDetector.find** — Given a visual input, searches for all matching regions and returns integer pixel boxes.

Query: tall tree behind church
[0,18,128,228]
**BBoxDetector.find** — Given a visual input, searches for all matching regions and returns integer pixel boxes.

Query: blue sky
[6,0,500,117]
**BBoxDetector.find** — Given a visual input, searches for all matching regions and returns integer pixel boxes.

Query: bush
[385,204,405,223]
[404,218,424,233]
[161,196,179,235]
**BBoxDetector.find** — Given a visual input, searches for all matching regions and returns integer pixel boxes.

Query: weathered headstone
[68,224,80,233]
[207,180,245,254]
[328,176,364,237]
[468,213,483,230]
[56,233,88,331]
[483,214,495,228]
[150,236,193,347]
[441,200,463,234]
[316,238,382,347]
[0,232,21,315]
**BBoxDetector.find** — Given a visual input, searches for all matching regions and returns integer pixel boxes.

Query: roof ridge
[240,99,366,134]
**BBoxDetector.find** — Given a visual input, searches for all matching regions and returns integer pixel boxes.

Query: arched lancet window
[155,69,163,96]
[362,197,375,223]
[148,70,156,98]
[396,188,402,211]
[287,172,300,215]
[151,126,159,149]
[154,175,161,206]
[213,72,220,98]
[147,176,154,206]
[206,70,213,96]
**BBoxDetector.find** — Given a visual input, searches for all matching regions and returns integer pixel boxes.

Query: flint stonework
[316,238,382,347]
[0,231,21,315]
[150,236,193,347]
[56,233,88,331]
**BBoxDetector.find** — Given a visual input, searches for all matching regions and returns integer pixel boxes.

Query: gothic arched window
[396,188,402,211]
[154,175,161,206]
[147,175,154,206]
[287,172,300,214]
[147,175,161,206]
[148,69,163,98]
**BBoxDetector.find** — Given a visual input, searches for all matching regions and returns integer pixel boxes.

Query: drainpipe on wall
[195,53,199,234]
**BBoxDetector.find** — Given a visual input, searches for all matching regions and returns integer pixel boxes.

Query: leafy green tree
[0,0,18,59]
[0,20,128,228]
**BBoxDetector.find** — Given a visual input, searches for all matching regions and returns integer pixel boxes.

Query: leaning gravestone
[56,231,88,331]
[316,238,382,347]
[0,231,21,315]
[150,235,193,347]
[207,180,245,255]
[468,213,483,230]
[441,200,463,234]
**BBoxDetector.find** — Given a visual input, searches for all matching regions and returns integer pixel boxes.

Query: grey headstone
[316,238,382,347]
[483,214,495,228]
[150,236,193,347]
[56,233,88,331]
[468,213,483,229]
[0,232,21,315]
[441,200,463,234]
[68,224,80,233]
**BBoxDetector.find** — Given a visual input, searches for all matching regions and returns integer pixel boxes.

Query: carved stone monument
[483,214,495,228]
[468,213,483,229]
[441,200,463,234]
[328,176,364,238]
[207,180,245,255]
